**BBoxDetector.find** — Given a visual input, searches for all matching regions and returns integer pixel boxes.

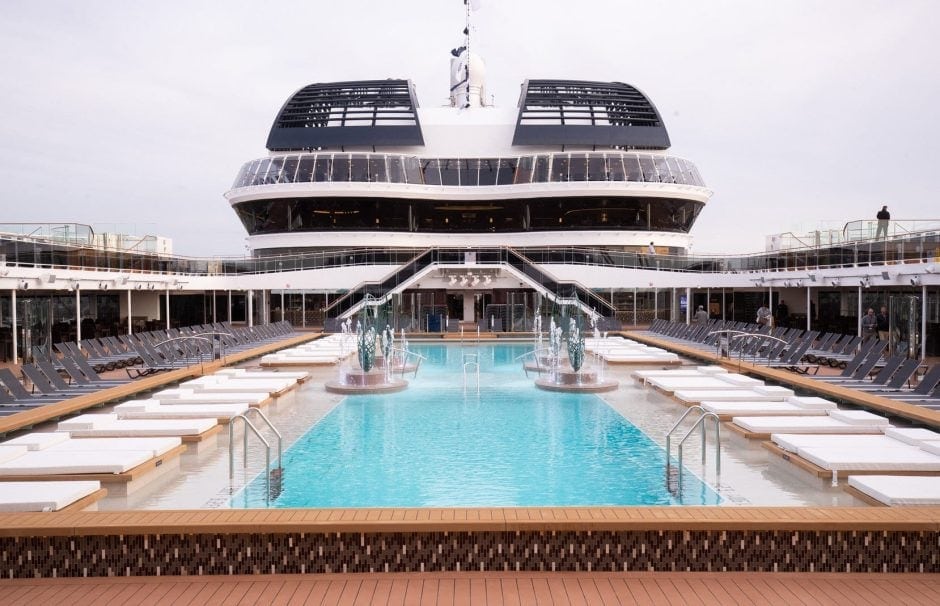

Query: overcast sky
[1,1,938,256]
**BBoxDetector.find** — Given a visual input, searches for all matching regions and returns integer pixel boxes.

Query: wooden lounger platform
[58,487,108,512]
[0,332,320,439]
[843,484,890,507]
[622,331,940,429]
[761,441,940,481]
[0,443,187,485]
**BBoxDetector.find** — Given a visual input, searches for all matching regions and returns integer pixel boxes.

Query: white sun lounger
[771,434,911,453]
[827,410,891,427]
[0,450,155,476]
[703,401,830,418]
[152,389,268,405]
[847,475,940,506]
[114,400,250,420]
[731,416,887,436]
[46,436,181,458]
[58,414,217,437]
[632,366,727,380]
[260,354,341,365]
[215,369,310,380]
[2,432,71,451]
[675,386,794,404]
[0,481,103,512]
[921,441,940,456]
[798,445,940,474]
[646,374,761,392]
[181,377,295,393]
[883,427,940,446]
[0,445,28,464]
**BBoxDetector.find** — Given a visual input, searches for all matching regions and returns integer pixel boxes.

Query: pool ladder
[463,353,480,393]
[665,406,721,496]
[229,408,283,505]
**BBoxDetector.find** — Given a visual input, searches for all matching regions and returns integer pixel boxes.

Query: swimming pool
[232,343,721,508]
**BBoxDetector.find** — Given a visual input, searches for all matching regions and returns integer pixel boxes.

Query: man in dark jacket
[876,305,889,341]
[876,205,890,239]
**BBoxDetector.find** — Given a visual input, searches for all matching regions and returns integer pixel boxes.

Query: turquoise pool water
[232,343,721,508]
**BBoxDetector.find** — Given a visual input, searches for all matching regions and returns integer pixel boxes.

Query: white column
[462,292,475,322]
[806,286,811,331]
[75,287,81,346]
[127,289,132,335]
[857,285,863,336]
[301,291,306,328]
[165,287,170,330]
[632,287,637,327]
[212,290,217,323]
[281,290,285,323]
[11,289,17,365]
[721,288,726,322]
[654,288,658,322]
[922,284,928,360]
[227,290,232,323]
[247,289,254,327]
[685,287,691,324]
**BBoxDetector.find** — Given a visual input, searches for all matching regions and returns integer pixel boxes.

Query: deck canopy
[513,79,670,150]
[266,79,425,151]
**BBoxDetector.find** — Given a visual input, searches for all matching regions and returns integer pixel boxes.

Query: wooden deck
[1,505,938,536]
[1,572,938,605]
[623,332,940,429]
[0,332,320,438]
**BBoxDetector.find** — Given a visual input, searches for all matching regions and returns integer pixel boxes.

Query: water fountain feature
[325,295,412,394]
[530,296,618,393]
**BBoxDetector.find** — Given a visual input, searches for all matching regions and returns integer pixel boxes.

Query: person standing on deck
[862,308,877,342]
[876,205,890,239]
[693,305,708,324]
[876,305,890,341]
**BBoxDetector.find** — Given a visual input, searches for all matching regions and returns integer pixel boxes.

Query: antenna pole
[465,0,471,107]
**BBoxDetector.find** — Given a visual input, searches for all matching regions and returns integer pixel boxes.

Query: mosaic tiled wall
[2,529,937,578]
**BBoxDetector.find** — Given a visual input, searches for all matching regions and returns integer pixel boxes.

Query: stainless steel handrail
[229,414,272,506]
[665,405,721,496]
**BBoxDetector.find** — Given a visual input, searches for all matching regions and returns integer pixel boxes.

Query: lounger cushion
[883,427,940,446]
[921,441,940,456]
[65,418,217,438]
[649,377,755,391]
[0,445,28,464]
[216,369,310,380]
[732,416,885,434]
[152,389,267,405]
[115,402,249,419]
[0,481,102,512]
[717,374,764,387]
[47,437,181,457]
[828,410,890,426]
[3,432,71,451]
[752,385,796,396]
[799,445,940,472]
[58,413,120,431]
[771,434,910,453]
[0,450,154,475]
[787,396,839,410]
[675,390,790,403]
[847,475,940,506]
[703,402,827,416]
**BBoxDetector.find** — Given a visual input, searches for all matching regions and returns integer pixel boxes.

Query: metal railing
[229,408,283,506]
[2,229,939,279]
[665,405,721,496]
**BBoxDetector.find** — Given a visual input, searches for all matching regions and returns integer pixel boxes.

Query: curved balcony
[229,152,705,190]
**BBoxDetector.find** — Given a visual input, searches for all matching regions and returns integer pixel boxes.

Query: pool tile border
[1,508,938,577]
